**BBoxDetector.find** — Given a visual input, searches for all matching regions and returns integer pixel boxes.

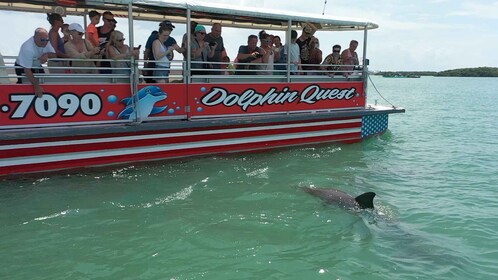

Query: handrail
[1,54,365,83]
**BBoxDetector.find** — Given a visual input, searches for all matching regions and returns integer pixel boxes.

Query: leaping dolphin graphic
[118,86,167,120]
[303,187,376,210]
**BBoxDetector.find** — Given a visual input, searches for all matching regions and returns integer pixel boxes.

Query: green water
[1,77,497,279]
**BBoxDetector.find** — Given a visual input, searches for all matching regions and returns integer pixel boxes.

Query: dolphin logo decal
[118,86,167,120]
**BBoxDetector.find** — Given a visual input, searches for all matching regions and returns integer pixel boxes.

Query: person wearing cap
[297,22,317,73]
[321,44,343,76]
[47,13,69,73]
[144,20,184,82]
[86,10,101,48]
[64,23,102,74]
[205,23,226,74]
[152,25,182,83]
[190,24,216,75]
[15,28,56,96]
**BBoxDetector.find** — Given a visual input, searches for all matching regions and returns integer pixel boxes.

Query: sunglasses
[117,38,125,42]
[40,38,50,42]
[333,49,340,52]
[105,18,117,23]
[78,32,84,36]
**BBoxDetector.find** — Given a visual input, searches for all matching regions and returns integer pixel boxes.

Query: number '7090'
[9,92,102,119]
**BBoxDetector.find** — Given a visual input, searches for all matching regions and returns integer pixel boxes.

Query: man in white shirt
[15,28,56,97]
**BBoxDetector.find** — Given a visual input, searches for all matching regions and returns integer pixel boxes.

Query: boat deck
[0,105,404,141]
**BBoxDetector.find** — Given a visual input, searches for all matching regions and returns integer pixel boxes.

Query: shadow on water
[300,184,478,279]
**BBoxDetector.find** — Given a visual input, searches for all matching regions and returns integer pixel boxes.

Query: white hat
[68,23,84,33]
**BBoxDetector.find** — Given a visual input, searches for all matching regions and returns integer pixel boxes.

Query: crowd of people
[15,11,361,95]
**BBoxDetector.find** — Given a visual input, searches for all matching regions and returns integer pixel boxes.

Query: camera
[254,52,263,58]
[209,42,216,47]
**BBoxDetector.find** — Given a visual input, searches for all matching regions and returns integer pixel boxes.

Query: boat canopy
[0,0,378,31]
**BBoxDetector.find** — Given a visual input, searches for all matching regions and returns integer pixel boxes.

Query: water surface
[1,76,497,279]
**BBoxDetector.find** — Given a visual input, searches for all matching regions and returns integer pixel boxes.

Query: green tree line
[374,67,498,77]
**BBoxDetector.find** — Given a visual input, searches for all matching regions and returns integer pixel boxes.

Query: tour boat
[0,0,404,176]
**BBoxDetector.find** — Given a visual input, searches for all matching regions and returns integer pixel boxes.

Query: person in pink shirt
[86,10,101,48]
[341,40,359,76]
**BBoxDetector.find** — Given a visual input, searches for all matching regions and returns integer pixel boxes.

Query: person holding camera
[235,34,264,75]
[64,23,102,74]
[205,23,226,75]
[190,25,216,75]
[258,30,280,75]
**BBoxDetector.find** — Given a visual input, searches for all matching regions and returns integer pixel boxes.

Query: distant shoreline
[374,67,498,77]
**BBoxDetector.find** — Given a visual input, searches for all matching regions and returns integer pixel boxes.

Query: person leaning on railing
[107,30,139,75]
[15,27,56,97]
[341,40,359,76]
[321,44,342,76]
[64,23,102,74]
[235,34,263,75]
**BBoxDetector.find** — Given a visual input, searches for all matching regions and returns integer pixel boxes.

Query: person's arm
[237,52,256,62]
[108,45,133,60]
[65,42,87,59]
[316,49,323,65]
[260,48,269,63]
[236,47,259,62]
[207,43,216,58]
[153,40,173,60]
[24,68,43,98]
[191,41,204,59]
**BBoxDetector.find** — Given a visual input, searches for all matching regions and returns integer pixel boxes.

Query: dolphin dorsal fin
[355,192,376,209]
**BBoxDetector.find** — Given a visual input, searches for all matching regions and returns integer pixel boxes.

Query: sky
[0,0,497,71]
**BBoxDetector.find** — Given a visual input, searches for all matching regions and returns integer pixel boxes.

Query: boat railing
[0,54,365,84]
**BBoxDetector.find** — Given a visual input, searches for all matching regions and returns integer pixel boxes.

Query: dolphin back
[354,192,376,209]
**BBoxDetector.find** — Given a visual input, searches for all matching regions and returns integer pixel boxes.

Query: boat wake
[143,186,194,208]
[24,208,80,224]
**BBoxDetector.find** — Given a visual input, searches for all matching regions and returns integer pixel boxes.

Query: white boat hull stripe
[0,128,360,167]
[0,119,361,150]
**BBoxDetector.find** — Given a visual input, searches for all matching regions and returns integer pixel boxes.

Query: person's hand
[39,53,49,64]
[34,84,44,98]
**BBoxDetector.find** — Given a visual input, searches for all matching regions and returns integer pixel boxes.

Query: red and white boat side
[0,0,404,176]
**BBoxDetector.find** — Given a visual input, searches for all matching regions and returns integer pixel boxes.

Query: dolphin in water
[303,187,376,210]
